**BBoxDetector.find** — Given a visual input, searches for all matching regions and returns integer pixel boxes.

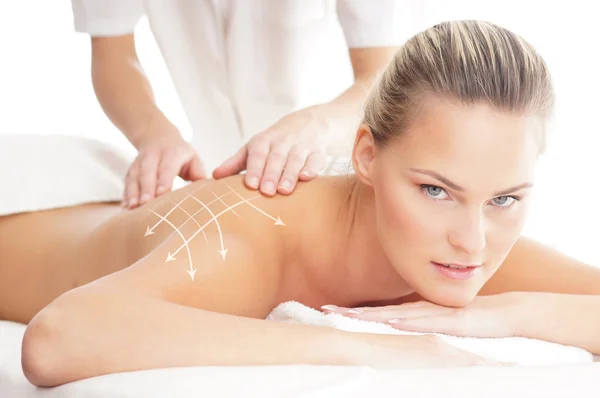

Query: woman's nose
[448,212,486,255]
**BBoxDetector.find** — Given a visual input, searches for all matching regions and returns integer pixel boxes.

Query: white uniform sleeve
[336,0,406,48]
[71,0,144,37]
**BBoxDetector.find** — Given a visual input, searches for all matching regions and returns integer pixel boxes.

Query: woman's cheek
[496,203,529,238]
[378,186,441,244]
[487,206,529,264]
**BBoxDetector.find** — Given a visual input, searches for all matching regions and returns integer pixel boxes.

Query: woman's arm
[509,291,600,354]
[22,220,499,387]
[23,287,354,387]
[481,236,600,353]
[481,236,600,295]
[334,236,600,353]
[21,231,350,387]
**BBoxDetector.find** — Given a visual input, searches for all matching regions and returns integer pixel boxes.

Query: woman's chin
[415,283,478,308]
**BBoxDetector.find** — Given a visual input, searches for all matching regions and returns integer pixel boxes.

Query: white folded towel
[0,134,134,216]
[267,301,594,365]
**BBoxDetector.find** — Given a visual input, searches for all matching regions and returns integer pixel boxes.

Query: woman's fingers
[321,304,466,335]
[387,314,465,335]
[321,302,454,323]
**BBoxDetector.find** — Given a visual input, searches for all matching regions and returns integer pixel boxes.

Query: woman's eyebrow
[409,168,533,196]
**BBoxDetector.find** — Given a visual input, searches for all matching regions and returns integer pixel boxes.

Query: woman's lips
[431,262,481,280]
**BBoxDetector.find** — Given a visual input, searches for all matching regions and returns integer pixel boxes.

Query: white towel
[0,134,134,216]
[267,301,594,365]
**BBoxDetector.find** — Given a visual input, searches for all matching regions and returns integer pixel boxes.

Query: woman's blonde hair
[364,20,554,146]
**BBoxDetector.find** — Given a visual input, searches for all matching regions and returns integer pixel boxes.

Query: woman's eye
[422,185,449,200]
[492,196,516,207]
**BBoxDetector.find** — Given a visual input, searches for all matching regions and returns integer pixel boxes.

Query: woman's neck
[291,176,414,308]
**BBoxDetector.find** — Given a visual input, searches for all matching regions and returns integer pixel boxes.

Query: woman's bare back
[0,175,339,323]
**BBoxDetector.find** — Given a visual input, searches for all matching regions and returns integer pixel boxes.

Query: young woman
[5,20,600,388]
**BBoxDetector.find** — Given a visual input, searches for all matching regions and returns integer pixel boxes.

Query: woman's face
[367,101,542,307]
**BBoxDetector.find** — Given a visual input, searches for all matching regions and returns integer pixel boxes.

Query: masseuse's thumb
[180,154,207,181]
[212,145,248,179]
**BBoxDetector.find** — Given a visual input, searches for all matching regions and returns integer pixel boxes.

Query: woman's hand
[348,333,506,368]
[322,293,523,338]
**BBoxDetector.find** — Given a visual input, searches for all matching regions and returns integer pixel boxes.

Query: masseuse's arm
[212,46,398,196]
[325,47,400,152]
[91,34,167,149]
[91,35,205,208]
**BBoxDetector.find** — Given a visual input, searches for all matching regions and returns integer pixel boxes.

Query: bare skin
[0,202,128,324]
[10,101,600,387]
[0,174,368,323]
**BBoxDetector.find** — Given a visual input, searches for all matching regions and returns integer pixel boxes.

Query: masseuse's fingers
[212,145,248,180]
[244,138,270,191]
[299,152,326,181]
[259,147,290,196]
[179,153,207,182]
[277,146,308,194]
[123,159,142,208]
[137,151,161,206]
[154,153,179,197]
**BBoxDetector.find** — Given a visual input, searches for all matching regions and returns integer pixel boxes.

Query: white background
[0,1,599,265]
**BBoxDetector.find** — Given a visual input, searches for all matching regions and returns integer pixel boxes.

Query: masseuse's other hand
[123,133,206,209]
[322,293,520,338]
[212,106,330,196]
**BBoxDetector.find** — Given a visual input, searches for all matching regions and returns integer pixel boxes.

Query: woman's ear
[352,124,377,187]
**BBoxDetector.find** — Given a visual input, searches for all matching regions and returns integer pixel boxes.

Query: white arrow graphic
[225,183,285,226]
[170,198,258,259]
[151,211,196,281]
[183,193,228,260]
[207,187,243,220]
[146,185,284,270]
[169,200,209,245]
[145,189,235,238]
[144,183,208,236]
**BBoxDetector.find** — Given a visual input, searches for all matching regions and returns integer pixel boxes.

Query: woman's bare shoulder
[87,176,289,319]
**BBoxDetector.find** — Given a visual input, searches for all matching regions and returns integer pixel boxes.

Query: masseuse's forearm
[321,47,398,154]
[22,289,356,387]
[339,46,400,104]
[515,292,600,354]
[91,36,179,148]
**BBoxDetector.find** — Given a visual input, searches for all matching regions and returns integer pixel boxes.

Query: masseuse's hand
[212,105,332,196]
[322,293,521,338]
[123,132,207,209]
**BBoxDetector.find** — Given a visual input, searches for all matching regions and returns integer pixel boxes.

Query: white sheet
[2,318,600,398]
